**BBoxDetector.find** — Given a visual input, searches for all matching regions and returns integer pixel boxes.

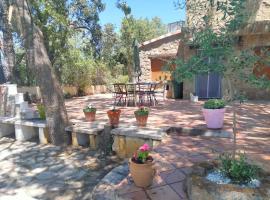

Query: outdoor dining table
[112,82,159,107]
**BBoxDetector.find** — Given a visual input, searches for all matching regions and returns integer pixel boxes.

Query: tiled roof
[139,30,182,47]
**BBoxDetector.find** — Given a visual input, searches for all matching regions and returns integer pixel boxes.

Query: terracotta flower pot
[202,108,225,129]
[135,114,148,127]
[107,109,121,127]
[129,159,156,188]
[84,111,96,122]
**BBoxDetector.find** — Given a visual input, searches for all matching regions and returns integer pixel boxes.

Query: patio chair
[146,82,158,106]
[154,81,166,101]
[137,82,155,106]
[126,84,137,107]
[113,83,127,106]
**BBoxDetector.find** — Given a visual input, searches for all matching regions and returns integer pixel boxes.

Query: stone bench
[0,117,49,144]
[111,126,167,158]
[65,121,112,150]
[0,117,16,138]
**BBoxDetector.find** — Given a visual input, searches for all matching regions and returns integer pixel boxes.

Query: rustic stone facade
[183,0,270,100]
[138,0,269,100]
[139,31,182,81]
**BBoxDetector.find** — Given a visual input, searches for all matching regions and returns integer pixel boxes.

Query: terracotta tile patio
[65,94,270,199]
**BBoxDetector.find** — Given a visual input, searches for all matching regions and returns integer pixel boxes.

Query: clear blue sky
[100,0,186,30]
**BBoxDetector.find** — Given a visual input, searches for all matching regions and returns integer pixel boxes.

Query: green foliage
[219,153,260,184]
[37,104,46,120]
[172,0,270,96]
[83,107,96,113]
[203,99,225,109]
[134,107,149,116]
[117,1,166,79]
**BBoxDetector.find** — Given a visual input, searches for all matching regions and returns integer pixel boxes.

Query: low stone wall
[63,85,107,96]
[18,85,108,98]
[17,86,42,99]
[187,162,270,200]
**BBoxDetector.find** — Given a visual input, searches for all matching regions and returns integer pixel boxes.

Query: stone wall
[139,33,182,81]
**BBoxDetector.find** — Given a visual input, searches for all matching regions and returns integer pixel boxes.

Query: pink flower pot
[202,108,225,129]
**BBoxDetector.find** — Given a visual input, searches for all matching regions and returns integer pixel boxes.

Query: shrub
[219,153,260,184]
[134,107,149,116]
[37,104,46,120]
[203,99,225,109]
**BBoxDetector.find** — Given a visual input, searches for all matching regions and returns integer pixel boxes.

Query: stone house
[139,0,270,100]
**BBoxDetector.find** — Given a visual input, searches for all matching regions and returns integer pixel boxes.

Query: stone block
[83,86,95,95]
[15,93,24,104]
[76,133,90,147]
[15,124,38,141]
[112,135,159,158]
[89,135,98,150]
[5,84,17,96]
[38,127,50,144]
[125,137,151,157]
[72,132,79,147]
[0,123,15,138]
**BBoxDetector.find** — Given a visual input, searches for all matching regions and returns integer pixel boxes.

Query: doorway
[195,72,222,99]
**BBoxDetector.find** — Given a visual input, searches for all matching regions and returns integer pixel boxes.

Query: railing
[167,21,185,33]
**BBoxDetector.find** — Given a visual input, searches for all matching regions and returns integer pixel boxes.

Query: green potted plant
[107,106,121,127]
[83,104,96,122]
[37,104,46,120]
[203,99,226,129]
[134,107,149,127]
[129,143,156,188]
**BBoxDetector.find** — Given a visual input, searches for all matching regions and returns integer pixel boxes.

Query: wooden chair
[113,83,127,106]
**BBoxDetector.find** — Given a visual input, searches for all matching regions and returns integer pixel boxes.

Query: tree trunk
[14,0,69,145]
[0,0,15,82]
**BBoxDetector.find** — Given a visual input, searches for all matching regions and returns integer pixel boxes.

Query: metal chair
[113,83,127,106]
[126,83,137,107]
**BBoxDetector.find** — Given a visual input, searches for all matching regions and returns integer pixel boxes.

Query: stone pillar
[38,127,50,144]
[15,124,38,141]
[0,123,15,138]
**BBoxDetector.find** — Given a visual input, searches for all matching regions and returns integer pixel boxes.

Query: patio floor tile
[170,181,188,199]
[160,169,186,184]
[146,185,182,200]
[119,190,150,200]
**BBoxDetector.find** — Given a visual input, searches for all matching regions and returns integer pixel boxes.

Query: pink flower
[139,143,150,152]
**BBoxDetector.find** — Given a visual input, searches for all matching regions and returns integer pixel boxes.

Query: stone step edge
[167,127,233,138]
[91,163,129,200]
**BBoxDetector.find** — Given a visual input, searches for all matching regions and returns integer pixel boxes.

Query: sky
[99,0,186,30]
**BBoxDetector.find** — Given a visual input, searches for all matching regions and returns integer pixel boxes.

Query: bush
[219,153,260,184]
[37,104,46,120]
[203,99,225,109]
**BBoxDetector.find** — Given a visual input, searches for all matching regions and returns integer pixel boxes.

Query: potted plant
[134,107,149,127]
[129,143,156,188]
[37,104,46,120]
[202,99,226,129]
[83,104,96,122]
[107,106,121,127]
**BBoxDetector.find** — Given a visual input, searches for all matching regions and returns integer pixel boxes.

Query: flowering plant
[109,106,120,112]
[83,104,96,112]
[132,143,153,164]
[134,107,149,116]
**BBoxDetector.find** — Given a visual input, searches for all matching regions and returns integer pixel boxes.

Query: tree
[101,23,119,67]
[0,0,15,82]
[14,0,68,145]
[117,1,166,80]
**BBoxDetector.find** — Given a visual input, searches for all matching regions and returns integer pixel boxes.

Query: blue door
[195,72,222,99]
